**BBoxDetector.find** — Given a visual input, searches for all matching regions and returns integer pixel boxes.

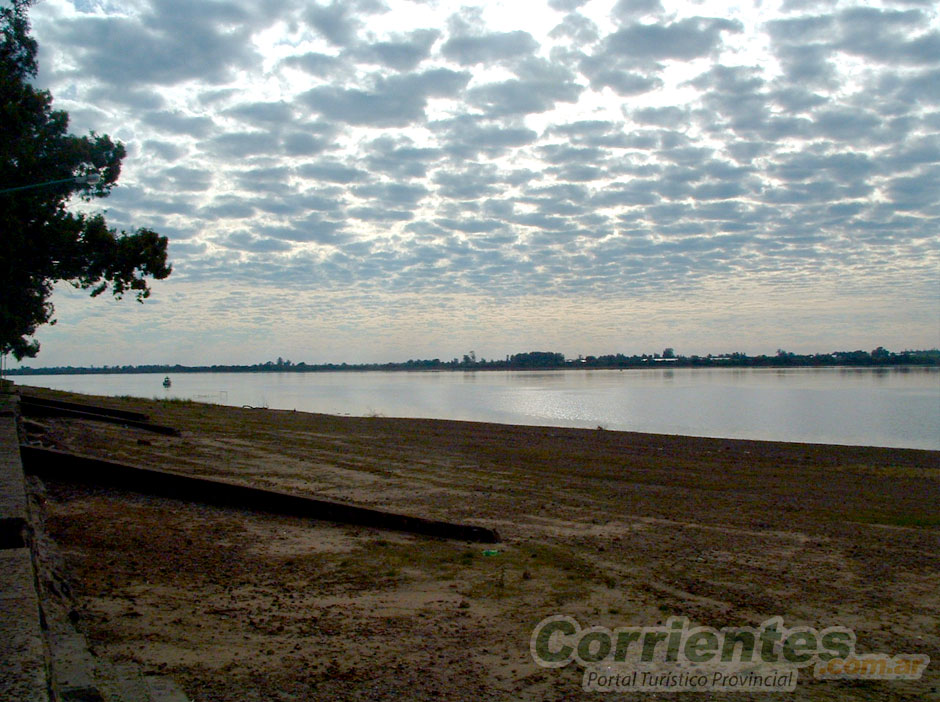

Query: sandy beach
[20,386,940,701]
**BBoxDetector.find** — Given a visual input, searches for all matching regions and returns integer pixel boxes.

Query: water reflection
[16,367,940,449]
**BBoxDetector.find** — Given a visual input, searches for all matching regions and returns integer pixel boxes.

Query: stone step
[62,655,192,702]
[47,629,102,701]
[93,662,151,702]
[143,676,190,702]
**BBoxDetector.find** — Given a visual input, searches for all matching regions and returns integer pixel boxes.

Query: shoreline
[18,385,940,701]
[12,370,940,451]
[8,362,939,376]
[23,380,940,449]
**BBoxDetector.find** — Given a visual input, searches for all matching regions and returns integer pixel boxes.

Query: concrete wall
[0,389,49,700]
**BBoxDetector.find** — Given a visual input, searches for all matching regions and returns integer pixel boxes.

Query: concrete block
[144,676,191,702]
[0,392,16,415]
[0,415,27,548]
[94,662,151,702]
[0,548,49,701]
[48,629,97,693]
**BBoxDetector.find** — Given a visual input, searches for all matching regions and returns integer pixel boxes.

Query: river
[12,367,939,450]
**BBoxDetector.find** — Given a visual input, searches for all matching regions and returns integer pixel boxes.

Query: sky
[12,0,940,366]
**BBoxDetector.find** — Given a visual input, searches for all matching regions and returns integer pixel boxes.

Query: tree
[508,351,565,368]
[1,0,171,359]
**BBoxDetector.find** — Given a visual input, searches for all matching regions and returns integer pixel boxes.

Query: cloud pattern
[24,0,940,354]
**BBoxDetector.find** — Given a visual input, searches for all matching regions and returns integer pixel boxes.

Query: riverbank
[19,385,940,701]
[7,346,938,375]
[11,366,940,450]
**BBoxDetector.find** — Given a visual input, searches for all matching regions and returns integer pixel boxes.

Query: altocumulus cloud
[20,0,940,362]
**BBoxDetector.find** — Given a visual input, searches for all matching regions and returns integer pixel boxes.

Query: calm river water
[13,367,940,450]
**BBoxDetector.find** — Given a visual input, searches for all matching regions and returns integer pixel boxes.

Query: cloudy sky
[15,0,940,366]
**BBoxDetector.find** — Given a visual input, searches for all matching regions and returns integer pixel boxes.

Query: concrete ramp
[19,395,150,423]
[19,396,180,437]
[20,445,500,544]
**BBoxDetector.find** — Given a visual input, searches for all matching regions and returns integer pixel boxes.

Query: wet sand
[21,386,940,701]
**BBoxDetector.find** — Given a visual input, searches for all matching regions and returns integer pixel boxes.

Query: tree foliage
[0,0,171,359]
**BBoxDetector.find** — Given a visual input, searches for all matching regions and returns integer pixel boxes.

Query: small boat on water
[163,376,172,388]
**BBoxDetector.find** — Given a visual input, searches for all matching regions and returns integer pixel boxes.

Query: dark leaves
[0,0,171,359]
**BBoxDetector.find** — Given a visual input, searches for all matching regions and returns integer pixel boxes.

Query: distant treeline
[6,347,939,376]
